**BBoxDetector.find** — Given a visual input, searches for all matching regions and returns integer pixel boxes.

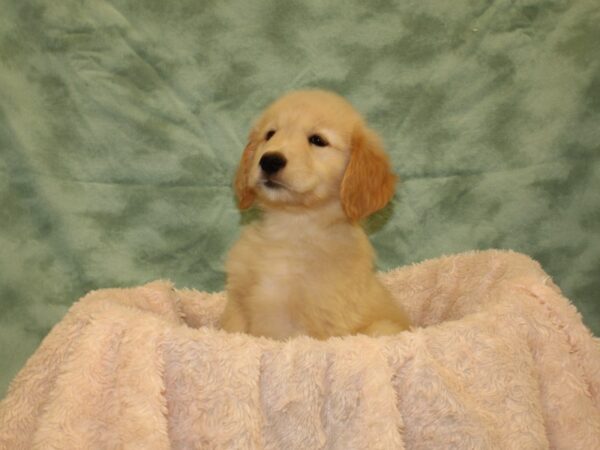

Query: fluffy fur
[221,90,410,339]
[3,251,600,448]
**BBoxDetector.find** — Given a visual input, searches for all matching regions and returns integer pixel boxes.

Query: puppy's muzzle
[260,152,287,175]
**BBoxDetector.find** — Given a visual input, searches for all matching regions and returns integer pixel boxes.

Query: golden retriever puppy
[221,90,410,340]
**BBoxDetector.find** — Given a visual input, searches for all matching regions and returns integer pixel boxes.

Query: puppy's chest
[229,232,338,301]
[241,244,318,300]
[228,239,325,337]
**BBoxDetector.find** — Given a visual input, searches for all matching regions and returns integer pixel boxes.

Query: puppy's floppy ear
[234,129,259,209]
[340,126,396,222]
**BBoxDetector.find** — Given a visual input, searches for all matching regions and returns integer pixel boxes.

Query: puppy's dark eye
[265,130,276,141]
[308,134,328,147]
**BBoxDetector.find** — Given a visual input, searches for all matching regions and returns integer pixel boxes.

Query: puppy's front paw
[361,319,408,337]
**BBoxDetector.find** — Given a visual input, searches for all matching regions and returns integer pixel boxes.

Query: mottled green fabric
[1,0,599,395]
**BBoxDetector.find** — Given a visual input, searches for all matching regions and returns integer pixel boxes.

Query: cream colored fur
[221,90,409,339]
[2,251,599,449]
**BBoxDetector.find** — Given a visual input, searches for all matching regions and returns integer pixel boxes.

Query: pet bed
[1,250,599,449]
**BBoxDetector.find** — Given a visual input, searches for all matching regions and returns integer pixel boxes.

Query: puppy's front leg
[220,298,248,333]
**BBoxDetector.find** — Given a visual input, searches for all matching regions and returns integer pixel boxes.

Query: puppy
[221,90,410,340]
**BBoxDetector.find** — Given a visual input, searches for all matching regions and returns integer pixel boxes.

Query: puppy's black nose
[260,152,287,174]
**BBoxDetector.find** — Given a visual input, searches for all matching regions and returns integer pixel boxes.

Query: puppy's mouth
[260,178,288,190]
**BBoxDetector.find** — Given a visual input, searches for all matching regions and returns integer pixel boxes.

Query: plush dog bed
[1,250,599,449]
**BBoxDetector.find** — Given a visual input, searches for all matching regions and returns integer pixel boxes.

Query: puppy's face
[235,90,396,221]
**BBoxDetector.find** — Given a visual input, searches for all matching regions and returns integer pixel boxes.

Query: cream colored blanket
[1,251,599,449]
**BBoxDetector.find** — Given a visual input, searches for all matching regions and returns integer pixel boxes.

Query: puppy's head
[235,90,396,221]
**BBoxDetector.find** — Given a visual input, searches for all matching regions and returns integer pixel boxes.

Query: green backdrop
[1,0,599,395]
